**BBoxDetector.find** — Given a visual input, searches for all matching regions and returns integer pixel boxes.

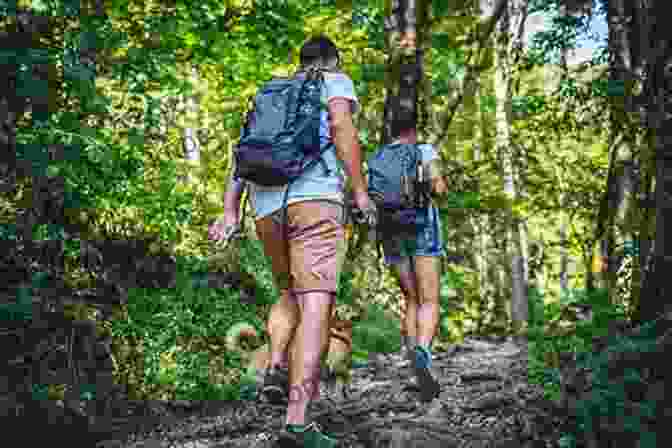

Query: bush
[438,266,471,342]
[109,255,267,401]
[567,317,661,447]
[527,288,629,401]
[351,303,403,361]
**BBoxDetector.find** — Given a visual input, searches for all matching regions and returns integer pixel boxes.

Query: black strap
[309,142,334,175]
[408,253,416,289]
[296,68,332,177]
[318,155,331,176]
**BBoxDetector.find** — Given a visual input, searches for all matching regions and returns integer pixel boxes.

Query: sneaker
[260,365,289,404]
[412,345,440,402]
[278,422,338,448]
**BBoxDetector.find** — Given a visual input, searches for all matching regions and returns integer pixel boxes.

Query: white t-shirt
[387,141,439,167]
[248,71,359,219]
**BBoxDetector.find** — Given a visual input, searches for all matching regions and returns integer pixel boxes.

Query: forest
[1,0,670,447]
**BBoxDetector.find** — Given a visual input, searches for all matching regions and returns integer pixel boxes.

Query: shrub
[109,255,267,401]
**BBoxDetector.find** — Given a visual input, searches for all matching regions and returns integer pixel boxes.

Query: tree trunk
[556,7,571,297]
[558,216,569,294]
[493,0,529,342]
[638,0,672,323]
[472,78,493,331]
[473,80,491,318]
[381,0,428,146]
[182,65,201,184]
[604,0,643,307]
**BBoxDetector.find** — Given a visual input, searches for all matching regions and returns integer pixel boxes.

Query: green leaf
[433,1,451,18]
[266,11,286,23]
[128,129,145,148]
[184,31,199,48]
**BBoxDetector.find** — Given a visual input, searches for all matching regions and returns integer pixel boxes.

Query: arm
[421,145,447,197]
[328,98,367,194]
[428,159,447,196]
[210,168,246,243]
[223,175,245,216]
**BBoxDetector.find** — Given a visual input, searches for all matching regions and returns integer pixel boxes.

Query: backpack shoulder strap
[296,66,334,176]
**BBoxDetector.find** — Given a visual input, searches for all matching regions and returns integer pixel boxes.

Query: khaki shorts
[255,200,347,295]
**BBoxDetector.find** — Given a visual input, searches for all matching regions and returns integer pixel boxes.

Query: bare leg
[267,289,299,369]
[255,215,299,370]
[393,259,419,344]
[414,256,441,348]
[286,291,333,426]
[399,304,407,348]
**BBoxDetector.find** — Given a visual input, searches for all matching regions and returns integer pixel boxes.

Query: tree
[600,0,645,307]
[181,65,202,184]
[381,0,428,146]
[638,0,672,324]
[492,0,530,341]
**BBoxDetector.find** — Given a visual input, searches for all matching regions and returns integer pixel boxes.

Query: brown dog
[226,318,353,391]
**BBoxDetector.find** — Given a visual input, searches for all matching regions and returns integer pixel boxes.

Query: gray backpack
[367,143,431,236]
[233,66,333,188]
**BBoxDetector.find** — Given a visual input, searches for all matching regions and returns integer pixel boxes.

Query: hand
[431,176,448,197]
[208,212,239,245]
[352,190,377,227]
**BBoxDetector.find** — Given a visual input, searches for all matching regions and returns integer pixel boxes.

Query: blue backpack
[367,143,431,236]
[233,66,333,189]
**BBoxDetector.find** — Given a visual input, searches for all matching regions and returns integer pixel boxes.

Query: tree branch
[432,0,508,148]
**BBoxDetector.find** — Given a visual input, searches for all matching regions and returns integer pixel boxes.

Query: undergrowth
[528,287,661,447]
[109,236,275,401]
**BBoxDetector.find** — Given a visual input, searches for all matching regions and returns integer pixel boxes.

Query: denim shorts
[381,205,444,265]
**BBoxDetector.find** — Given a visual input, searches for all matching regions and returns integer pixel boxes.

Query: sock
[286,423,307,433]
[416,344,431,353]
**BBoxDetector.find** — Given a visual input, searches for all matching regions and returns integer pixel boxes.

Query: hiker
[368,102,447,402]
[210,35,375,446]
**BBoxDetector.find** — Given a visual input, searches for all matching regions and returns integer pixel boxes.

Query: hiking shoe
[260,365,289,404]
[412,345,440,402]
[278,422,338,448]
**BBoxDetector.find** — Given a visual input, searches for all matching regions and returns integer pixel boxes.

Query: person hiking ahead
[210,35,375,447]
[367,101,448,402]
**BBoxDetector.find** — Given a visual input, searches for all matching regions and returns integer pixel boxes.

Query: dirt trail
[99,336,568,448]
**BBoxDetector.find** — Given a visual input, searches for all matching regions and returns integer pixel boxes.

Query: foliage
[527,287,632,404]
[558,316,660,447]
[438,266,474,342]
[351,303,403,362]
[109,258,264,400]
[1,0,636,407]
